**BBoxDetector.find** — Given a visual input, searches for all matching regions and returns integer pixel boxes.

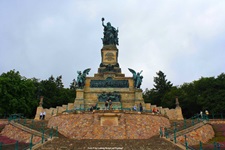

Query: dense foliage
[144,71,225,118]
[0,70,76,118]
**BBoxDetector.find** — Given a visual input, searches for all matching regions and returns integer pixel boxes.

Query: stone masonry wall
[47,112,170,139]
[147,104,184,120]
[34,103,74,120]
[176,124,214,145]
[1,124,41,143]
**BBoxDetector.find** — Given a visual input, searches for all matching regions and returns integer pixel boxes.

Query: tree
[153,71,173,93]
[177,73,225,118]
[152,71,173,106]
[56,75,64,88]
[194,74,225,114]
[161,86,181,108]
[145,71,225,118]
[40,75,75,109]
[0,70,38,117]
[177,82,199,118]
[70,79,76,90]
[0,70,76,118]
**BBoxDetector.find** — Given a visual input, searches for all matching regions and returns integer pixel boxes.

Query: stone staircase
[36,136,183,150]
[10,121,49,139]
[4,119,211,150]
[168,120,208,140]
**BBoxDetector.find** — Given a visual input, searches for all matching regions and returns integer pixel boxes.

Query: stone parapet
[44,109,53,120]
[62,105,67,109]
[34,102,75,120]
[151,105,157,109]
[49,108,55,115]
[56,106,65,114]
[67,103,74,110]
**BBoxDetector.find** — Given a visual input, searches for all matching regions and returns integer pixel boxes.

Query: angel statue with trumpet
[128,68,143,89]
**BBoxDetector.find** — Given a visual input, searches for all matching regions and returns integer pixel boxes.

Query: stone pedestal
[74,89,84,108]
[176,106,184,120]
[34,106,43,120]
[98,45,121,74]
[76,89,84,99]
[74,45,145,110]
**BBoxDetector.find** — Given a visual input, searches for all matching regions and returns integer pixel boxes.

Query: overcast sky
[1,0,225,90]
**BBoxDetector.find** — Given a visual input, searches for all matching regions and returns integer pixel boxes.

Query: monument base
[48,111,170,139]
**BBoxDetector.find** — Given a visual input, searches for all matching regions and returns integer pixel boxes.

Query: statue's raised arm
[102,18,105,27]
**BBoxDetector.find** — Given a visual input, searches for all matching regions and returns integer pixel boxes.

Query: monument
[33,18,184,140]
[34,18,183,121]
[74,18,145,110]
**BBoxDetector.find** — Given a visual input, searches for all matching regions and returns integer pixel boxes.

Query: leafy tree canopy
[144,71,225,118]
[0,70,76,118]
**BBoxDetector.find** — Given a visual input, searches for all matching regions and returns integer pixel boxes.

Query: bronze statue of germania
[101,18,119,45]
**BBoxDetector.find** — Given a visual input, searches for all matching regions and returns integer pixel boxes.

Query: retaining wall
[48,112,170,139]
[176,124,215,145]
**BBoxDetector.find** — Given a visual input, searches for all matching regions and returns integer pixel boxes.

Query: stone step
[40,148,54,150]
[38,136,182,150]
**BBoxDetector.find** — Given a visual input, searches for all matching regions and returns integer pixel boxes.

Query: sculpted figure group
[98,92,121,102]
